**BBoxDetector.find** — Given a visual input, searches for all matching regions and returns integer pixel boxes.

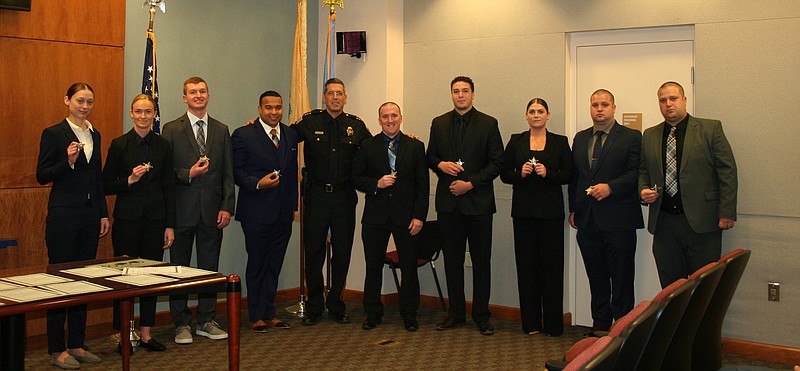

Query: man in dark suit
[568,89,643,334]
[231,91,298,332]
[161,76,235,345]
[352,102,429,332]
[427,76,504,335]
[639,81,737,288]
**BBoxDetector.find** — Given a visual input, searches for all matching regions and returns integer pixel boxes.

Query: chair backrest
[565,336,623,371]
[416,220,442,261]
[612,301,659,371]
[692,249,752,371]
[635,278,697,371]
[661,262,727,371]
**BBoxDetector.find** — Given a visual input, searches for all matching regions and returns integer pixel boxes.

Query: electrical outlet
[464,252,472,267]
[768,282,780,302]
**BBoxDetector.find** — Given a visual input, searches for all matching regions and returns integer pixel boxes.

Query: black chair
[692,249,751,371]
[634,278,697,371]
[661,261,726,370]
[384,220,446,311]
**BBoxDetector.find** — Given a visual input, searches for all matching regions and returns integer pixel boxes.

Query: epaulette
[303,109,324,117]
[344,112,363,122]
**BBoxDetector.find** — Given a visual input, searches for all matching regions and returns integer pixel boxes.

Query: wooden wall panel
[0,37,124,188]
[0,0,125,46]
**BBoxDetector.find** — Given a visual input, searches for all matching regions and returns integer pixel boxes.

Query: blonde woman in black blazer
[500,98,572,336]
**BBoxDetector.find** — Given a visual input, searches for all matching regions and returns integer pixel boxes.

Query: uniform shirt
[292,109,369,187]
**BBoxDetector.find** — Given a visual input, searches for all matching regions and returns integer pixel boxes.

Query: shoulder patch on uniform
[303,109,324,117]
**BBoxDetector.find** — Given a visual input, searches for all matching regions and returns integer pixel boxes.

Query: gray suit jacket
[162,113,235,227]
[638,115,737,234]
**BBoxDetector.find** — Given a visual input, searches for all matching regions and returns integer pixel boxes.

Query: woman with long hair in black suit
[36,82,109,369]
[501,98,572,336]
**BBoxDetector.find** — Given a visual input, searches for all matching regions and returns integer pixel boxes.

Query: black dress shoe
[362,314,381,330]
[404,318,419,332]
[138,338,166,352]
[477,321,495,336]
[329,312,351,324]
[435,316,466,330]
[302,314,320,326]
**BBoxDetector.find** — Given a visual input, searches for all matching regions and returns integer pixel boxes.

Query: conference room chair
[692,249,752,371]
[635,278,697,371]
[384,220,447,311]
[562,336,623,371]
[661,261,727,371]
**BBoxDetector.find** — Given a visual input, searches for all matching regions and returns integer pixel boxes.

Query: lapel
[441,111,458,156]
[680,116,699,175]
[125,130,149,183]
[457,109,478,155]
[180,115,201,155]
[61,120,91,168]
[577,129,592,174]
[395,133,409,171]
[652,123,666,180]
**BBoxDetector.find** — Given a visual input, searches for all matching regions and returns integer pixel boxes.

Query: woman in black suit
[103,94,175,352]
[36,82,109,369]
[500,98,572,336]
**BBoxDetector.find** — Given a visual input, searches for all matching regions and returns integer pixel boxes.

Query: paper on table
[0,281,23,291]
[105,274,178,287]
[60,266,122,278]
[1,273,72,287]
[0,287,64,303]
[41,281,112,295]
[122,266,181,275]
[158,266,218,279]
[89,258,165,270]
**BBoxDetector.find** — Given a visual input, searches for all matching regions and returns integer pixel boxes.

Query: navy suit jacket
[568,122,644,231]
[161,113,235,227]
[231,121,298,225]
[351,132,429,226]
[36,119,108,218]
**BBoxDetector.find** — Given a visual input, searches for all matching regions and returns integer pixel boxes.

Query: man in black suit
[352,102,429,332]
[232,91,298,332]
[568,89,644,334]
[427,76,504,335]
[161,77,235,344]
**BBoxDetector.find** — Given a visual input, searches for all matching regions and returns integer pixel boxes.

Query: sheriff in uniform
[293,78,370,325]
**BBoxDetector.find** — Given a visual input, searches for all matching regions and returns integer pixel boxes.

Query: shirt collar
[66,118,94,132]
[259,118,281,135]
[187,111,209,126]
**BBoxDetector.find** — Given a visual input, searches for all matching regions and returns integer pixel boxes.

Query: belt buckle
[325,183,334,193]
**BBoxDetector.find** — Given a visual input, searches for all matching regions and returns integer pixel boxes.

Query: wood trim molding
[722,337,800,365]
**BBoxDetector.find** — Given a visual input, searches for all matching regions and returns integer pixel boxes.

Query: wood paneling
[0,0,125,46]
[0,37,123,188]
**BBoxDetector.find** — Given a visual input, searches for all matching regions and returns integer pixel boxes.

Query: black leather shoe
[362,314,381,330]
[404,318,419,332]
[435,316,466,330]
[329,312,351,324]
[477,321,494,336]
[302,314,320,326]
[138,338,166,352]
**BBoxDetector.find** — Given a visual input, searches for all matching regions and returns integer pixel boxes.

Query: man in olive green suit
[639,81,737,288]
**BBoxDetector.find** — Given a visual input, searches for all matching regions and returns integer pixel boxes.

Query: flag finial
[143,0,166,32]
[322,0,343,15]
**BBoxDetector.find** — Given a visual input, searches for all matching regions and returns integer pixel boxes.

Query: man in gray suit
[639,81,737,288]
[161,76,235,344]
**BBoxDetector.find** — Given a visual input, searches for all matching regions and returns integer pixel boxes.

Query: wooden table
[0,258,241,371]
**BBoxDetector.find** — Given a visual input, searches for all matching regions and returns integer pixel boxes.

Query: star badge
[585,186,593,195]
[143,162,153,171]
[456,159,464,167]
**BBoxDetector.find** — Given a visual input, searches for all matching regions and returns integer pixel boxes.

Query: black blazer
[102,129,176,227]
[352,132,429,226]
[36,119,108,218]
[426,108,504,215]
[232,121,299,225]
[568,122,644,231]
[501,130,572,219]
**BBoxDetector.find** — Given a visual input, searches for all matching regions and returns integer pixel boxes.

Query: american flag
[142,31,162,133]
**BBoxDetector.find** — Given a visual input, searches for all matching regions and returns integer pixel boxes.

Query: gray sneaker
[196,320,228,340]
[174,325,193,344]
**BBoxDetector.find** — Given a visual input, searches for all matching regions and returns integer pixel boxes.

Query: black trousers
[169,222,222,327]
[242,219,292,322]
[652,211,722,288]
[361,223,420,319]
[44,207,100,354]
[111,218,166,329]
[576,216,636,329]
[513,217,564,335]
[303,188,357,316]
[438,209,493,323]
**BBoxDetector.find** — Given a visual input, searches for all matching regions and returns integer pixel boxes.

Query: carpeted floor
[23,303,795,370]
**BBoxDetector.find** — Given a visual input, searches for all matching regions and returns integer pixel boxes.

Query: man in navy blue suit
[231,91,298,332]
[568,89,643,335]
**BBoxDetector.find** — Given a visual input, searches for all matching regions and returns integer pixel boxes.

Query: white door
[567,26,695,327]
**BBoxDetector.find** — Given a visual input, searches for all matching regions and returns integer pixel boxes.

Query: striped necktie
[196,120,206,155]
[665,126,678,196]
[270,128,280,148]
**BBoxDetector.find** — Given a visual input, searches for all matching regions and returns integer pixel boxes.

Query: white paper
[0,287,64,303]
[1,273,72,287]
[105,274,178,287]
[0,281,23,291]
[158,266,218,279]
[60,266,122,278]
[122,266,181,275]
[41,281,112,295]
[89,258,165,270]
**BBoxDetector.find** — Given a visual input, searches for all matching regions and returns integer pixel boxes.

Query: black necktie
[591,131,604,170]
[454,116,465,146]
